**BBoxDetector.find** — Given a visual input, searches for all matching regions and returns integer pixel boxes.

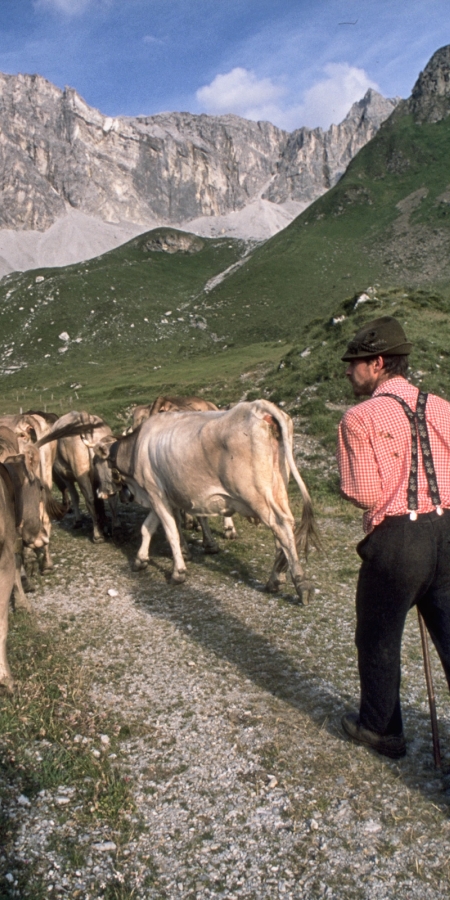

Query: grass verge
[0,608,137,898]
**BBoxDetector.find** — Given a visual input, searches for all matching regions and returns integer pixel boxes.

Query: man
[337,315,450,758]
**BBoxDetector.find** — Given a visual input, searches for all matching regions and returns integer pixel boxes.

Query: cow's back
[134,401,291,510]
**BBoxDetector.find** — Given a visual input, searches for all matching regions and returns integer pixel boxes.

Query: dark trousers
[355,510,450,736]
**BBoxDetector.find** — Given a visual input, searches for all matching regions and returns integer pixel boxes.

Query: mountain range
[1,45,450,426]
[0,74,397,275]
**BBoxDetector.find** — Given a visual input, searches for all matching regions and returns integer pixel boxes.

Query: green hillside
[264,284,450,439]
[200,111,450,342]
[0,230,285,422]
[2,60,450,431]
[0,229,250,369]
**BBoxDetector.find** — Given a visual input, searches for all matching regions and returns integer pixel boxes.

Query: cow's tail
[37,412,106,447]
[263,402,321,566]
[44,486,67,521]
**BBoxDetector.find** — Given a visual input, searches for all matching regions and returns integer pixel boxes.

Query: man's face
[345,358,381,397]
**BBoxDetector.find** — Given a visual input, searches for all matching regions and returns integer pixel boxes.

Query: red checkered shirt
[337,377,450,533]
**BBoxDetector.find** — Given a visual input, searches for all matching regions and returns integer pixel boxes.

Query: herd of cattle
[0,395,319,689]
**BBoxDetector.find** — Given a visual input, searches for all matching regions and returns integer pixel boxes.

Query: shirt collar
[372,376,412,399]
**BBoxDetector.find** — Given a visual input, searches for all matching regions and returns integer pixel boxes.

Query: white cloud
[196,67,285,122]
[293,63,380,129]
[143,35,164,45]
[34,0,94,15]
[196,63,379,132]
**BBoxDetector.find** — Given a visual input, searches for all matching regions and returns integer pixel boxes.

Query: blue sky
[1,0,449,130]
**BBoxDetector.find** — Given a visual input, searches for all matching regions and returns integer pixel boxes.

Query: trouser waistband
[383,508,450,523]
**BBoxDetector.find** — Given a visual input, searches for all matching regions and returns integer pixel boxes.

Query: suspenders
[377,391,443,520]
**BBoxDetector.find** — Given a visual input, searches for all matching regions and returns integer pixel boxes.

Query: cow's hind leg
[66,481,82,527]
[12,561,33,612]
[197,516,219,554]
[22,546,39,592]
[265,517,313,605]
[77,473,105,543]
[174,509,192,560]
[134,510,160,570]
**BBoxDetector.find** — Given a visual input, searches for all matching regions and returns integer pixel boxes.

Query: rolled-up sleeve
[337,412,382,509]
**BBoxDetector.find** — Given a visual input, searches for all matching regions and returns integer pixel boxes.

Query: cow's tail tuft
[271,501,321,576]
[293,498,322,559]
[44,486,67,521]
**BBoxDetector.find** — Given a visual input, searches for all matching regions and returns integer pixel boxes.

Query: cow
[0,412,60,573]
[0,461,18,689]
[131,395,219,430]
[43,401,318,604]
[130,396,237,543]
[0,425,65,688]
[40,411,117,542]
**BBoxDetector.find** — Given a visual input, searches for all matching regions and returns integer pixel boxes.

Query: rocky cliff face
[0,72,398,236]
[404,45,450,123]
[264,89,399,204]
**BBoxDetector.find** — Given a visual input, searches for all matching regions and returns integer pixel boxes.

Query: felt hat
[341,315,412,361]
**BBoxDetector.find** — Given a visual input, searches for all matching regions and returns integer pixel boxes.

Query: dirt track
[3,485,450,899]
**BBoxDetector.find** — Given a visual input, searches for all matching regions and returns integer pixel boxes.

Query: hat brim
[341,341,412,362]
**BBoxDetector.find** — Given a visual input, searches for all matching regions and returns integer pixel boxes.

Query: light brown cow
[0,412,60,573]
[0,462,17,688]
[78,401,318,604]
[0,425,63,688]
[43,411,117,542]
[131,396,237,543]
[131,396,219,429]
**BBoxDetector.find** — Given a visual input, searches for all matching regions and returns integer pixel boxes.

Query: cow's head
[81,435,119,500]
[4,453,46,548]
[4,437,66,548]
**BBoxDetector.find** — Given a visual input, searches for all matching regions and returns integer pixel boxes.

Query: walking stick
[417,608,442,769]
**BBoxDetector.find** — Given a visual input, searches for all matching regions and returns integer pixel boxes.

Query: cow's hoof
[293,577,314,605]
[92,533,106,544]
[21,576,36,594]
[171,570,187,584]
[224,529,237,541]
[203,542,220,555]
[0,676,15,695]
[13,592,33,613]
[264,576,281,593]
[133,559,148,571]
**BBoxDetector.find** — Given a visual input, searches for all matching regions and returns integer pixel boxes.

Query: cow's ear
[4,454,27,484]
[94,441,109,459]
[23,449,37,482]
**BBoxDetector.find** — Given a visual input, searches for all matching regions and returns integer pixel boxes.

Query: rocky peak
[263,89,399,204]
[344,88,401,128]
[407,44,450,123]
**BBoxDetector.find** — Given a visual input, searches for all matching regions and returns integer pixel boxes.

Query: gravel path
[3,487,450,898]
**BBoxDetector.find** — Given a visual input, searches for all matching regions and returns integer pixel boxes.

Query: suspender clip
[408,510,418,521]
[436,506,444,516]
